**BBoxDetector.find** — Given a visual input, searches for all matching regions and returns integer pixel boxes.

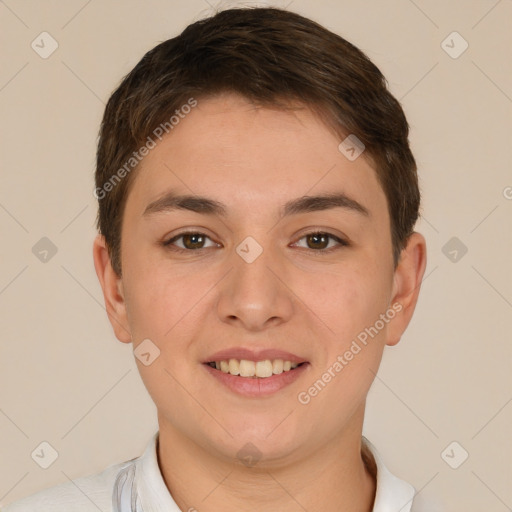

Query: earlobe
[386,232,427,347]
[92,234,132,343]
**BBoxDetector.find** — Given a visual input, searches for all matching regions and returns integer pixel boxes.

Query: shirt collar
[132,431,179,511]
[363,437,416,511]
[129,431,416,512]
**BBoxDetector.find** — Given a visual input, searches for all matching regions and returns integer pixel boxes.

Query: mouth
[204,359,308,379]
[202,358,310,398]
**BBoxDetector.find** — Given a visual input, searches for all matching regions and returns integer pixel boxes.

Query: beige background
[1,0,511,510]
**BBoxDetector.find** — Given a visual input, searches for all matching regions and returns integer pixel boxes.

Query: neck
[156,408,376,512]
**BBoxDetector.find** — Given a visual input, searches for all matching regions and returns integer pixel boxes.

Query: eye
[292,231,348,252]
[163,231,219,251]
[162,230,349,253]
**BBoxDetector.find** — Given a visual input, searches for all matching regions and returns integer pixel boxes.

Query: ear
[385,232,427,347]
[92,234,132,343]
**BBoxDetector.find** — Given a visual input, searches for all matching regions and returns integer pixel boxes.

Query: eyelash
[162,230,349,254]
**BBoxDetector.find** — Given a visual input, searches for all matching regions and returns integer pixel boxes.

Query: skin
[94,92,426,511]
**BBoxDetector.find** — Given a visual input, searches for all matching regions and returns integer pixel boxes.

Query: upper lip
[202,348,308,364]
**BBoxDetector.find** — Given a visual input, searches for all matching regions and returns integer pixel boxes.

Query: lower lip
[202,363,310,398]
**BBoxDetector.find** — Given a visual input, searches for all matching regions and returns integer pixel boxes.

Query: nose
[215,240,295,332]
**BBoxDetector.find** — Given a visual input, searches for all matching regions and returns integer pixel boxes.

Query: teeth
[209,358,302,378]
[255,360,273,378]
[228,358,240,375]
[239,359,255,377]
[272,359,284,374]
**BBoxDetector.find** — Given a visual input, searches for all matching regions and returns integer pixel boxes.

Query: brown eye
[306,233,329,249]
[164,232,217,251]
[294,231,348,252]
[181,233,206,249]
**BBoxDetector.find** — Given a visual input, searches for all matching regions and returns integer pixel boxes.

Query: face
[95,92,426,466]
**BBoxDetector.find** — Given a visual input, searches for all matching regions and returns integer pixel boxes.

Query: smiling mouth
[205,359,307,379]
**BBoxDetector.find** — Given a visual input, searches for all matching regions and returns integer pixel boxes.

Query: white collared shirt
[3,432,433,511]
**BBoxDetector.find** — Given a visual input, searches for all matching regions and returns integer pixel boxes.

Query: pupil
[185,233,203,249]
[309,233,327,249]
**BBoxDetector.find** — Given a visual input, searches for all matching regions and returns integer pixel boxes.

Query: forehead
[124,93,387,222]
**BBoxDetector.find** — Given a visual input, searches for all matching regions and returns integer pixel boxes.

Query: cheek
[305,263,390,342]
[122,265,194,405]
[121,253,178,340]
[122,250,216,344]
[297,269,390,427]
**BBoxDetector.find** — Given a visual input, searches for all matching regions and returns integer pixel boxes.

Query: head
[93,7,426,465]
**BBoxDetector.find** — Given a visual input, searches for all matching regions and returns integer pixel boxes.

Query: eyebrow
[143,191,370,219]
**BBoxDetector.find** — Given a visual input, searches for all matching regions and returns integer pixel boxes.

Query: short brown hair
[95,6,420,276]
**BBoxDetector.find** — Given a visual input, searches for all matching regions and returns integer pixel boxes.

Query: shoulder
[2,459,133,512]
